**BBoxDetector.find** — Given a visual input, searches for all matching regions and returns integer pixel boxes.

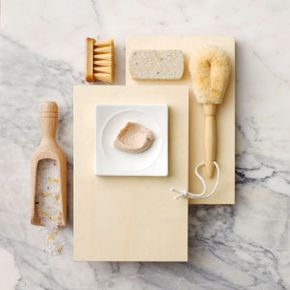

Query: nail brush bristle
[85,37,114,83]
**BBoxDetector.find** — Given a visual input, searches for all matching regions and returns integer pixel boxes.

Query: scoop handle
[40,101,58,143]
[203,104,217,178]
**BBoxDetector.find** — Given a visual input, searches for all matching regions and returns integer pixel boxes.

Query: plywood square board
[74,85,189,261]
[126,36,235,205]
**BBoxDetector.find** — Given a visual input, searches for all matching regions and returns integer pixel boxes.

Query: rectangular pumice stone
[129,50,184,80]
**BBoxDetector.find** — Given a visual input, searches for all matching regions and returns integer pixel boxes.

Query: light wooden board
[126,36,235,205]
[73,85,189,261]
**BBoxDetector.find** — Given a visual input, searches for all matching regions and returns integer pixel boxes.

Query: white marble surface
[1,0,290,289]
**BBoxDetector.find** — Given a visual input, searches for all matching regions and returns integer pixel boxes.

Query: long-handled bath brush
[85,37,114,83]
[170,46,231,200]
[190,46,231,178]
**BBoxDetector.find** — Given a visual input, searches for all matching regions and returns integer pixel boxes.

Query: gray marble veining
[1,0,290,289]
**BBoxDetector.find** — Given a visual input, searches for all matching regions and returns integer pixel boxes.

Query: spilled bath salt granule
[36,159,64,255]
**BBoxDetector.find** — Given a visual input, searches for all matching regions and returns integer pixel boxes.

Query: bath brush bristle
[190,46,231,105]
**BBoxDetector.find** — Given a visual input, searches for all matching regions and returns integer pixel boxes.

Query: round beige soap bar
[129,50,184,80]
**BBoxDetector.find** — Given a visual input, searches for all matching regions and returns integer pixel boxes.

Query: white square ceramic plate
[96,105,168,176]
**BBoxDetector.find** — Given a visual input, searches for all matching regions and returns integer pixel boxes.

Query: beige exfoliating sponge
[190,46,231,178]
[129,50,184,80]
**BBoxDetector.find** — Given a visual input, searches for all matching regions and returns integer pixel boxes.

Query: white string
[170,161,220,200]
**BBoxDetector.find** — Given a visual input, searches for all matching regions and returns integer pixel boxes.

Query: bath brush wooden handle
[203,104,217,178]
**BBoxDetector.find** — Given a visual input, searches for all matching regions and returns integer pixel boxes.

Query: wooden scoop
[31,102,67,226]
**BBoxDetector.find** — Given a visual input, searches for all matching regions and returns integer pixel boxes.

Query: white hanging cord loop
[170,161,220,200]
